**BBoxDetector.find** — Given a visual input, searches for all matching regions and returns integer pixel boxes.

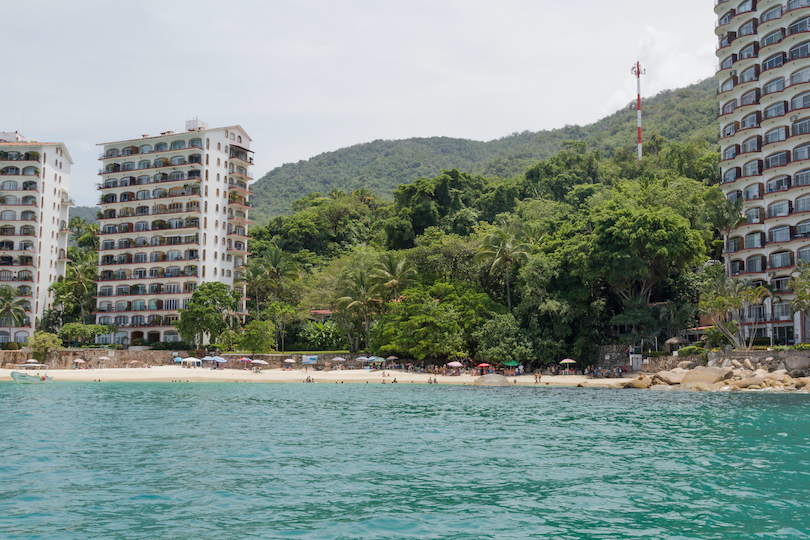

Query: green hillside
[250,77,718,223]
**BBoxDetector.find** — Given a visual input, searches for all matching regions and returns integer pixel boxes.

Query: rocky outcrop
[785,356,810,371]
[623,376,653,389]
[678,360,698,370]
[473,374,511,387]
[680,366,733,386]
[652,369,686,385]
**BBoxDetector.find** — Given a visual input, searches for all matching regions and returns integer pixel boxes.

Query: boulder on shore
[678,360,698,370]
[653,370,686,385]
[728,376,764,389]
[785,356,810,371]
[623,376,653,389]
[680,366,733,386]
[688,381,713,392]
[473,374,511,387]
[743,358,754,370]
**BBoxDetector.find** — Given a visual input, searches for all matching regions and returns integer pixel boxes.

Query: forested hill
[251,77,718,222]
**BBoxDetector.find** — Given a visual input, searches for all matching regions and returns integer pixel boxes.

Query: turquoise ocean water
[0,382,808,539]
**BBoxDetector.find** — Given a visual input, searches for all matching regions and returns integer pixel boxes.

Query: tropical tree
[705,187,746,277]
[741,285,777,350]
[239,257,270,320]
[698,271,749,350]
[241,320,276,355]
[0,285,28,343]
[263,302,296,352]
[475,227,530,311]
[27,331,62,361]
[336,268,380,350]
[175,283,241,346]
[262,247,300,302]
[371,251,417,301]
[790,261,810,341]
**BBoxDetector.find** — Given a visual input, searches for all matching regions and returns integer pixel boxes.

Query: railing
[99,208,201,220]
[98,272,199,282]
[98,144,203,160]
[0,154,40,162]
[99,160,201,175]
[99,240,199,251]
[100,225,200,236]
[97,176,202,190]
[100,191,201,205]
[99,256,199,267]
[97,289,195,298]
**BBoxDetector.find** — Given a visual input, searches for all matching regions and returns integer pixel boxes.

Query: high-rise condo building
[0,131,73,344]
[716,0,810,344]
[95,120,252,345]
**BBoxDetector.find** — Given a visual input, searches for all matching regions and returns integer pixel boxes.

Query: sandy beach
[0,366,633,387]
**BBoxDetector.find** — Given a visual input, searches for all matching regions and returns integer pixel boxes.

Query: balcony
[98,206,201,221]
[97,175,202,190]
[99,160,201,176]
[98,255,199,268]
[99,189,201,205]
[97,270,199,282]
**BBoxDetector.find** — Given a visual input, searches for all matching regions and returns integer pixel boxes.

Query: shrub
[677,345,700,357]
[4,342,19,350]
[751,337,771,347]
[646,351,670,358]
[151,341,192,351]
[792,343,810,351]
[131,338,146,346]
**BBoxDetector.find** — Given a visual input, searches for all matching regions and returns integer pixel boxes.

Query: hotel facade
[0,131,72,344]
[95,121,251,345]
[716,0,810,344]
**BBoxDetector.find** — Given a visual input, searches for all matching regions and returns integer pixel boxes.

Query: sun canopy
[213,358,227,363]
[98,356,110,361]
[331,357,346,362]
[560,359,576,364]
[502,360,519,367]
[284,359,296,363]
[447,361,463,368]
[478,363,490,367]
[252,359,268,365]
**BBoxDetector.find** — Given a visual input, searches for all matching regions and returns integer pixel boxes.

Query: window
[740,66,758,83]
[795,142,810,161]
[723,122,737,137]
[738,0,753,13]
[762,30,784,48]
[746,232,762,249]
[790,41,810,62]
[170,156,185,165]
[768,176,790,193]
[792,67,810,85]
[763,53,784,71]
[741,112,759,128]
[773,302,792,320]
[746,208,762,223]
[744,184,761,199]
[789,17,810,36]
[721,78,735,93]
[764,102,785,119]
[743,160,761,176]
[165,298,179,310]
[190,138,202,149]
[770,251,792,268]
[801,245,810,263]
[747,255,764,272]
[723,146,738,160]
[739,20,755,36]
[770,225,790,243]
[765,127,786,144]
[797,169,810,187]
[122,162,134,171]
[765,151,789,168]
[761,6,782,23]
[741,90,758,106]
[155,142,168,152]
[742,136,759,153]
[763,77,784,95]
[171,140,185,150]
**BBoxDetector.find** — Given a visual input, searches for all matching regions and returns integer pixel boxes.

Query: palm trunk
[724,232,731,277]
[506,265,512,312]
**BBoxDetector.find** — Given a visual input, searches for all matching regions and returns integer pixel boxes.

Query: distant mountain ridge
[73,77,718,225]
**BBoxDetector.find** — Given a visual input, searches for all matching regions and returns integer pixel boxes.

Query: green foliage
[471,313,534,363]
[150,341,193,351]
[677,345,701,356]
[250,78,719,220]
[27,331,62,357]
[301,321,346,351]
[4,341,19,350]
[58,323,114,346]
[240,320,276,354]
[175,282,241,345]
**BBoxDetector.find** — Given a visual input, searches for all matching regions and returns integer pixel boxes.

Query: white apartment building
[0,131,73,343]
[95,120,252,345]
[716,0,810,344]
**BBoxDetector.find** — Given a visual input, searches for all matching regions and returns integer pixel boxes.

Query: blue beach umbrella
[173,357,183,363]
[202,356,214,362]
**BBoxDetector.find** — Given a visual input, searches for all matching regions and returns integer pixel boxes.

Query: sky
[1,0,717,207]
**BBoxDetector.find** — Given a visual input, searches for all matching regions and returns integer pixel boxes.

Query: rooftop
[98,125,252,146]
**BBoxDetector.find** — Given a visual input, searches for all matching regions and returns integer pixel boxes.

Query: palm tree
[741,285,777,350]
[64,256,98,323]
[337,268,380,349]
[475,228,531,311]
[371,251,417,301]
[239,258,270,320]
[791,261,810,342]
[705,191,745,277]
[0,285,28,344]
[261,247,299,302]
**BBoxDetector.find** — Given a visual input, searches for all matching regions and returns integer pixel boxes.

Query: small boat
[11,371,52,384]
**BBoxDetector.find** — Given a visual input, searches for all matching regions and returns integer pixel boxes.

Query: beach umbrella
[447,361,463,368]
[25,359,39,364]
[173,357,183,363]
[98,356,110,361]
[284,359,296,364]
[560,359,576,364]
[74,359,86,364]
[331,357,346,362]
[238,357,252,362]
[213,358,227,363]
[202,356,214,361]
[129,360,139,364]
[478,363,490,367]
[357,356,369,362]
[386,356,398,360]
[503,360,519,367]
[252,359,269,365]
[184,357,199,362]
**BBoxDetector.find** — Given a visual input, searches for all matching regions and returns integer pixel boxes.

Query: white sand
[0,366,633,387]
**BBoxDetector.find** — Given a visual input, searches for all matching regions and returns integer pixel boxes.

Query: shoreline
[0,366,631,387]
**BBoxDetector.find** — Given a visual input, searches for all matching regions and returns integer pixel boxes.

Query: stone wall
[595,345,629,369]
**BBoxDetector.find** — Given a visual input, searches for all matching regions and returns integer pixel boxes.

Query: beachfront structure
[716,0,810,344]
[95,121,252,345]
[0,131,73,344]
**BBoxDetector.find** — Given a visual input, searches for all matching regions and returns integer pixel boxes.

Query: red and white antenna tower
[631,60,646,162]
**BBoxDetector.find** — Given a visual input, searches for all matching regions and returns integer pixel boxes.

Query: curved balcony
[97,270,199,283]
[99,143,203,161]
[99,189,201,206]
[97,175,201,191]
[98,160,202,176]
[99,240,200,253]
[98,206,201,222]
[98,255,199,268]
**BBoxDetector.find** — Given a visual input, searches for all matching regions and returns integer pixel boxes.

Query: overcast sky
[2,0,716,206]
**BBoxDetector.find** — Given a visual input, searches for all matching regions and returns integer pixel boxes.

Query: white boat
[10,371,52,384]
